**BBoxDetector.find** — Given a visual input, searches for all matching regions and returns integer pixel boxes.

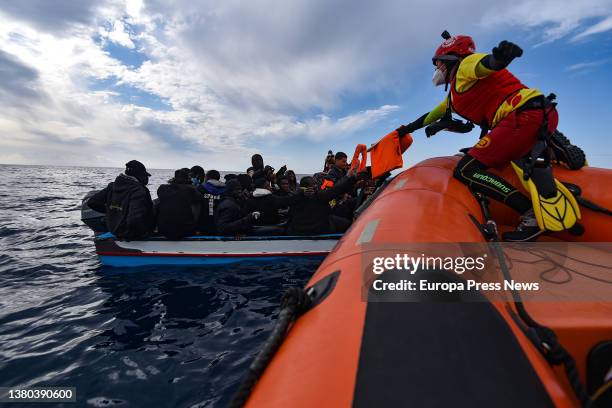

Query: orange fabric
[369,131,413,179]
[320,179,334,190]
[399,132,413,153]
[350,144,368,172]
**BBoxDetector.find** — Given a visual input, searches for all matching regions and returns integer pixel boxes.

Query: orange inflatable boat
[234,156,612,408]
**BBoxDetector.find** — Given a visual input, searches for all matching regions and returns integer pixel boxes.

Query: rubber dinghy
[238,156,612,408]
[94,233,341,267]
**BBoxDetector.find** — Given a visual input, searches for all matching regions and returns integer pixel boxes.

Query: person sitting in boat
[189,165,205,187]
[157,168,202,240]
[394,32,580,241]
[275,177,293,197]
[237,173,254,193]
[215,179,261,236]
[247,154,265,180]
[87,160,155,239]
[274,176,293,222]
[323,150,335,172]
[246,177,306,226]
[288,168,357,235]
[224,173,238,183]
[195,170,226,235]
[285,170,298,193]
[326,151,348,183]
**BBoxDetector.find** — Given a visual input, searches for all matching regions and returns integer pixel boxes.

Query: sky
[0,0,611,173]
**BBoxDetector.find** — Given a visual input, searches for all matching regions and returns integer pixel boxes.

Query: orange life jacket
[450,69,526,128]
[369,131,413,179]
[350,144,368,172]
[320,179,334,190]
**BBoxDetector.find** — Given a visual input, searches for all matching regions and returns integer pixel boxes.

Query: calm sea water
[0,164,319,407]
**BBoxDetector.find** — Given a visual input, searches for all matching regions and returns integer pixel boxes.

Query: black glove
[396,112,428,137]
[492,40,523,66]
[396,124,416,138]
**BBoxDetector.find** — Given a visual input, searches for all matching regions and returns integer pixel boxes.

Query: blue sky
[0,0,611,173]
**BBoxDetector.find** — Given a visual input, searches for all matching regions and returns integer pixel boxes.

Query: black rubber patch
[352,276,555,407]
[306,270,340,310]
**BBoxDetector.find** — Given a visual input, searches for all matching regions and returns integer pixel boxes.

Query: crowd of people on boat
[86,152,379,240]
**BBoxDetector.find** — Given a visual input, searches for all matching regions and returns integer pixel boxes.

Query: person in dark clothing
[246,177,305,226]
[288,169,357,235]
[196,170,226,234]
[157,168,201,240]
[215,179,260,235]
[189,165,205,186]
[271,164,287,185]
[87,160,155,239]
[326,151,348,182]
[285,170,298,192]
[275,177,292,196]
[237,173,253,193]
[274,176,293,222]
[323,150,335,172]
[247,154,265,180]
[224,173,238,183]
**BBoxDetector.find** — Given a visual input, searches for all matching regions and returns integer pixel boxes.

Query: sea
[0,164,320,407]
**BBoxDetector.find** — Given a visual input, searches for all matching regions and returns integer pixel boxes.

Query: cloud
[0,0,102,34]
[102,20,136,49]
[480,0,612,43]
[565,60,607,72]
[0,49,46,103]
[0,0,611,171]
[573,15,612,40]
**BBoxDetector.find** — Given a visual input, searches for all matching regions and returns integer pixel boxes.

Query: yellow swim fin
[511,161,581,232]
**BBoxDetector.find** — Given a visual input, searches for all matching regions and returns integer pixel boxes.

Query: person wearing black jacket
[288,169,356,235]
[157,168,202,240]
[246,178,305,225]
[196,169,226,234]
[215,179,260,235]
[326,151,348,182]
[87,160,155,239]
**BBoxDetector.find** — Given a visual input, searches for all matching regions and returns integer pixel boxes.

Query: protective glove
[492,40,523,66]
[396,123,418,138]
[251,211,261,221]
[396,112,428,137]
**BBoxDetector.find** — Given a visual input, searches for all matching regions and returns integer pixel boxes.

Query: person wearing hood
[288,167,357,235]
[157,168,202,240]
[215,179,260,235]
[196,169,226,234]
[87,160,155,239]
[246,177,305,226]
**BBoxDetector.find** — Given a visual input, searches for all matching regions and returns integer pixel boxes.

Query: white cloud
[565,60,607,71]
[573,15,612,40]
[103,20,135,49]
[0,0,611,172]
[480,0,612,43]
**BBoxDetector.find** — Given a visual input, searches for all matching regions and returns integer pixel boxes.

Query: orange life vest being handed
[450,68,526,128]
[369,131,413,179]
[350,144,368,172]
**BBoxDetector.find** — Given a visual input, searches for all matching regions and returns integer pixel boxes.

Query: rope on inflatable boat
[471,190,592,407]
[229,287,312,408]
